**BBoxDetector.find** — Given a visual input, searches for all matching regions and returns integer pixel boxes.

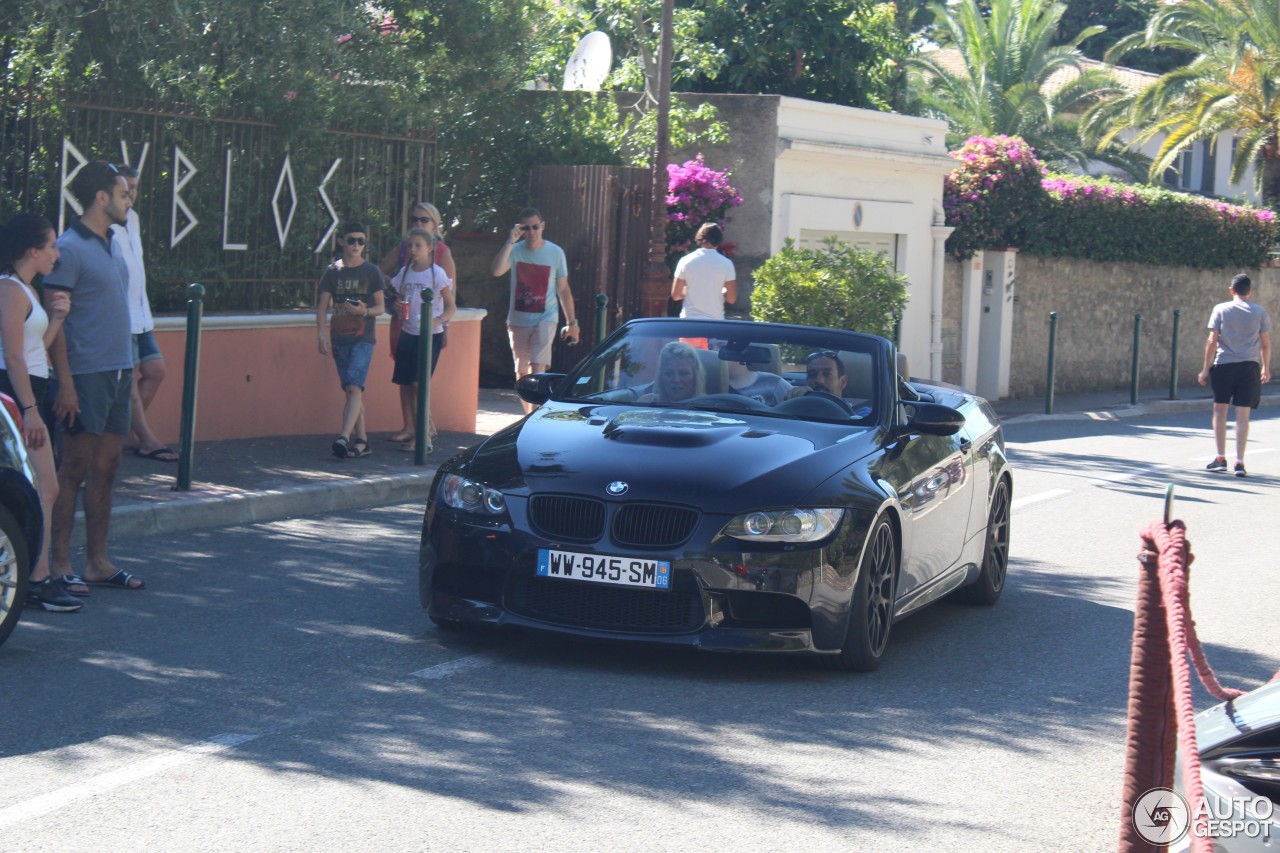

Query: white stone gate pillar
[977,249,1017,401]
[960,254,984,391]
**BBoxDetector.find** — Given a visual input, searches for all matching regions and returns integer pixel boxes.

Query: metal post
[414,290,434,466]
[1045,312,1058,415]
[594,293,609,347]
[174,283,205,491]
[1130,313,1143,406]
[1169,308,1181,400]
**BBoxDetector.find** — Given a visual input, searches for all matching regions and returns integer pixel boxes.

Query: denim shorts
[333,341,374,391]
[133,330,163,365]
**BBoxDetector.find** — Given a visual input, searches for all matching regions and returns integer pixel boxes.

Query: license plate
[537,548,671,590]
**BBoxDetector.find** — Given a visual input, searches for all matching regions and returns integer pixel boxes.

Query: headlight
[440,474,507,515]
[722,508,844,543]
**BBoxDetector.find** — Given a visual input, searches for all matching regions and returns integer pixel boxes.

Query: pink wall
[145,310,485,442]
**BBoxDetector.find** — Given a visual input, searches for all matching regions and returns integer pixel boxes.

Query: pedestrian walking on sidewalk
[388,228,455,453]
[42,159,146,592]
[490,207,578,414]
[316,221,385,460]
[1198,273,1272,477]
[0,213,82,611]
[115,164,176,463]
[671,223,737,320]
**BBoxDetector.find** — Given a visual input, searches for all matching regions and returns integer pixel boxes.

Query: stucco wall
[942,256,1278,398]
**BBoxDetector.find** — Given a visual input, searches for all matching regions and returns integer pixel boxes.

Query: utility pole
[639,0,674,318]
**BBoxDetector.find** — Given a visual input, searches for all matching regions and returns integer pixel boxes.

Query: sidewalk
[83,383,1278,544]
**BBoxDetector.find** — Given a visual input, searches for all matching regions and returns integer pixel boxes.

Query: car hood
[464,403,876,512]
[1194,678,1280,753]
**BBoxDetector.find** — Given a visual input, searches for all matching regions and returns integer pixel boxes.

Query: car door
[878,399,973,599]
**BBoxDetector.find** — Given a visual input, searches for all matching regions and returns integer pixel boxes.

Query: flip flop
[86,569,145,590]
[56,574,91,597]
[135,446,180,462]
[387,432,413,443]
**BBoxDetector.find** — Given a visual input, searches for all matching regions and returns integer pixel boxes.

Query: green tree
[751,238,907,338]
[686,0,911,111]
[908,0,1145,175]
[1057,0,1189,74]
[1082,0,1280,207]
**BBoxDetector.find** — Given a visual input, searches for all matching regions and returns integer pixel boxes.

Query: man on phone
[490,207,578,413]
[316,221,385,459]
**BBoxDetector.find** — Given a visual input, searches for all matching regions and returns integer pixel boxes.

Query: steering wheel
[801,391,856,415]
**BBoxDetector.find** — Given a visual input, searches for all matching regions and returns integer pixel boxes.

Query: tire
[955,478,1011,606]
[0,505,32,649]
[829,515,898,672]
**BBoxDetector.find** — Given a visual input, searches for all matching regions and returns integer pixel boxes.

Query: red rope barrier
[1122,519,1280,853]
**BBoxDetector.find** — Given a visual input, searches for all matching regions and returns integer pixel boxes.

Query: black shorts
[391,332,442,385]
[1210,361,1262,408]
[0,370,53,431]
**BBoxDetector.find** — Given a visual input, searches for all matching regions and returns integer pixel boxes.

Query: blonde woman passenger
[634,340,705,403]
[0,213,81,612]
[389,227,455,452]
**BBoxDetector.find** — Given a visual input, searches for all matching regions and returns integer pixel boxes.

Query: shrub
[943,135,1046,261]
[666,155,743,269]
[944,134,1279,269]
[750,237,908,338]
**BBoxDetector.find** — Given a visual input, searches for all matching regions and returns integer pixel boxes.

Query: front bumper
[419,504,871,654]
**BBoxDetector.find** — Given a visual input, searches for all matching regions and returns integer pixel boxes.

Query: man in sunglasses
[490,207,579,413]
[786,350,848,399]
[315,221,385,459]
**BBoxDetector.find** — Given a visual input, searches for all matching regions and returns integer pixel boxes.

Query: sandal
[331,435,349,459]
[348,438,372,458]
[387,432,413,443]
[56,573,91,597]
[86,569,145,590]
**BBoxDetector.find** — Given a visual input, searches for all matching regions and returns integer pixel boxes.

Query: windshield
[559,319,883,425]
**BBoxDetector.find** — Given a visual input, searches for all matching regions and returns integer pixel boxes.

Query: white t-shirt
[674,247,736,319]
[116,208,153,334]
[392,263,452,336]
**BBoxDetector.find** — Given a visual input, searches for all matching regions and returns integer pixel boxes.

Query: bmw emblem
[606,481,629,496]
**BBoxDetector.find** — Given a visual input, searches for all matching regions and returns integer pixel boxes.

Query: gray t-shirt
[729,371,793,406]
[1208,299,1272,365]
[42,219,133,375]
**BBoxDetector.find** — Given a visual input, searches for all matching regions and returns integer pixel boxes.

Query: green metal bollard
[1169,308,1181,400]
[1130,313,1143,406]
[414,290,434,466]
[174,283,205,491]
[1045,312,1058,415]
[594,292,609,347]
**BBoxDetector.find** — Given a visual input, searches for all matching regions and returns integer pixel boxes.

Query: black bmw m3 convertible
[419,318,1012,671]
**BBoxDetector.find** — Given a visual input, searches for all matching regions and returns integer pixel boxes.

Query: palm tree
[1082,0,1280,206]
[909,0,1145,174]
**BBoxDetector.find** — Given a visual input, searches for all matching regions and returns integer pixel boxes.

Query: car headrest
[695,347,725,395]
[839,351,874,399]
[896,351,909,382]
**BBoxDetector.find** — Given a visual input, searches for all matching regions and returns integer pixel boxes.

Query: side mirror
[906,402,965,436]
[516,373,565,406]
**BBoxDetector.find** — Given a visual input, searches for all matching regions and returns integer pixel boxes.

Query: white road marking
[0,732,257,828]
[408,653,496,680]
[1011,488,1071,511]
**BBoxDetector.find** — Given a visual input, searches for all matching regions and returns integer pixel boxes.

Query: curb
[74,468,440,546]
[999,393,1280,425]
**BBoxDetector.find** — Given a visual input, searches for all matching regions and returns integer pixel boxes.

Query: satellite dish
[563,31,612,91]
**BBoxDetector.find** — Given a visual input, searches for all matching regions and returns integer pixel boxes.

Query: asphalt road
[1,409,1277,852]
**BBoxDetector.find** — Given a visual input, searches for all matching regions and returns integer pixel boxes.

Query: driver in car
[787,350,848,399]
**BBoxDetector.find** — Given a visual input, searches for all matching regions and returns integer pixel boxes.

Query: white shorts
[508,321,557,375]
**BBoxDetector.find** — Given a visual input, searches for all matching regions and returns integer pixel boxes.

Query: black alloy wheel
[830,515,898,672]
[956,478,1011,606]
[0,506,31,649]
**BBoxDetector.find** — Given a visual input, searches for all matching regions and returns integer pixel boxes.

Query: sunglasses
[344,236,366,246]
[519,223,542,232]
[410,216,434,224]
[806,350,840,363]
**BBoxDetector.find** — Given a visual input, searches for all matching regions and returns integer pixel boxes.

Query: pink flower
[284,91,297,100]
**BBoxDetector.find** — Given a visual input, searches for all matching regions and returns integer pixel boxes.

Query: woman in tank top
[0,213,80,612]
